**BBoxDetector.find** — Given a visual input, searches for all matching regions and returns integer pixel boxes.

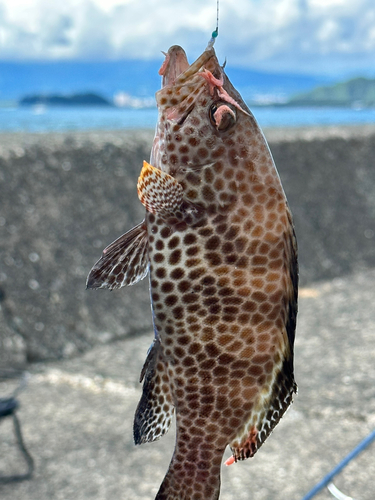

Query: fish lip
[160,45,216,88]
[160,45,189,87]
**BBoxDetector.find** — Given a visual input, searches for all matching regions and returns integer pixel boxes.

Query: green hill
[288,77,375,107]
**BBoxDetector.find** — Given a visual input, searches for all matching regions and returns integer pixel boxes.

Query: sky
[0,0,374,76]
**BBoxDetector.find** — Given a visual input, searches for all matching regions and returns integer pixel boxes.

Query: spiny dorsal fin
[137,161,183,216]
[86,220,149,290]
[134,338,174,445]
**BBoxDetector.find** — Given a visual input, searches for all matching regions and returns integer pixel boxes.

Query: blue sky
[0,0,374,77]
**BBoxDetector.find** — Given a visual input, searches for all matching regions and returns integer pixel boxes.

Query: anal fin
[86,220,149,290]
[134,337,174,444]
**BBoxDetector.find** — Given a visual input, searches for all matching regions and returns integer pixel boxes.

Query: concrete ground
[1,268,374,500]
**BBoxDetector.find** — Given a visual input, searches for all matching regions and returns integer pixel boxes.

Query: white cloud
[0,0,374,75]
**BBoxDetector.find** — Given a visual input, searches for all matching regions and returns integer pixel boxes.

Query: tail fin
[155,452,221,500]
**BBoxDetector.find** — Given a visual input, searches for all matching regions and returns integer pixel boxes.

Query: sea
[0,105,374,133]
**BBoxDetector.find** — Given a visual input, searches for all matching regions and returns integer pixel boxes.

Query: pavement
[1,268,374,500]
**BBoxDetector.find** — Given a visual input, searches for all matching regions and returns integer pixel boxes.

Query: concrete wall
[1,126,375,365]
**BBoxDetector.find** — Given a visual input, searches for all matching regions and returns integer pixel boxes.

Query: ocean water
[0,105,374,133]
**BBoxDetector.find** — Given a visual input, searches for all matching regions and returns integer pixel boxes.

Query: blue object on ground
[0,397,19,418]
[302,429,375,500]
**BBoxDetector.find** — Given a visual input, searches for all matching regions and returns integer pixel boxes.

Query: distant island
[285,77,375,108]
[19,92,112,107]
[17,77,375,109]
[18,91,156,109]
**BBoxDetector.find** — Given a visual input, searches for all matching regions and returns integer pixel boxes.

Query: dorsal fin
[134,338,174,444]
[227,358,297,464]
[86,220,149,290]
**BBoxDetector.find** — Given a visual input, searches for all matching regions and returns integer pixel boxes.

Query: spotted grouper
[87,44,298,500]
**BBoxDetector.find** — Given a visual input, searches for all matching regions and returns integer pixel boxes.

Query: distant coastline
[0,76,372,133]
[15,77,375,111]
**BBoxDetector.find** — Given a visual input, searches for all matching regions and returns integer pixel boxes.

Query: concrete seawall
[1,125,375,365]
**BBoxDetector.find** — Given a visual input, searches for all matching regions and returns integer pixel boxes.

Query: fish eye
[209,103,236,131]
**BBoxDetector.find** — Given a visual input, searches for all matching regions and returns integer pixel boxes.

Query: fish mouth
[159,45,216,88]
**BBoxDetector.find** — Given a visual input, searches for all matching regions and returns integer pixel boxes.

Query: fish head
[152,45,260,181]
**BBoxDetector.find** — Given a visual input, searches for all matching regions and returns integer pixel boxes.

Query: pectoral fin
[86,220,149,290]
[137,161,184,216]
[134,337,174,444]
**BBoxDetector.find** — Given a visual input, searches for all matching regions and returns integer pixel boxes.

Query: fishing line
[206,0,219,49]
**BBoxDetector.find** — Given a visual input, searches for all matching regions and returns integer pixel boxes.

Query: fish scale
[87,44,298,500]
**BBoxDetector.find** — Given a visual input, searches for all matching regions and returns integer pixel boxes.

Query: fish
[87,43,298,500]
